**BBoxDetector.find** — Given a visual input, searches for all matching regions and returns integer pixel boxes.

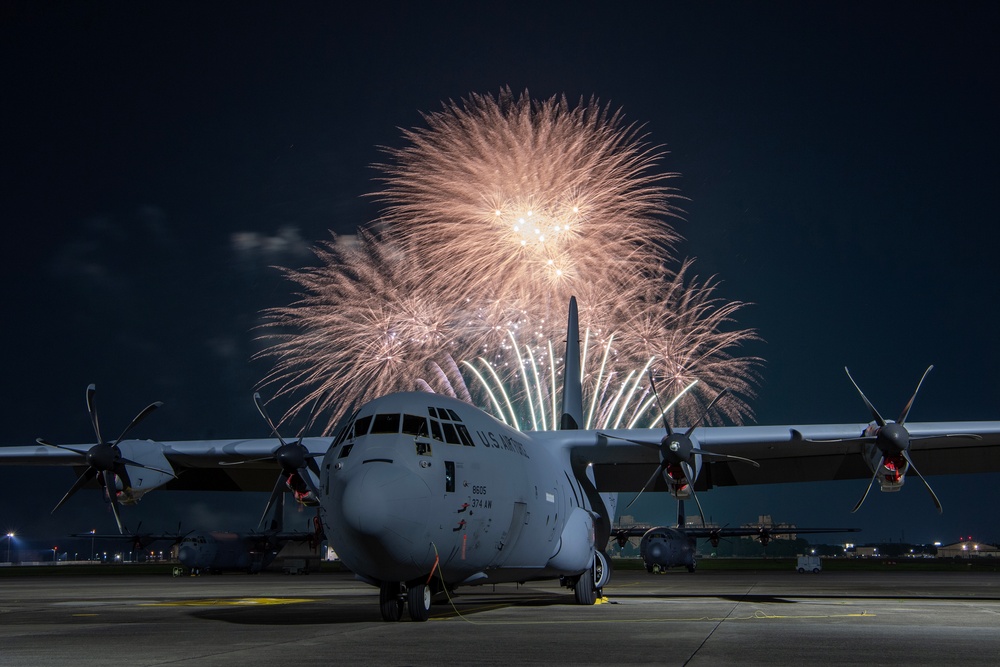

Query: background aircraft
[77,496,324,574]
[611,501,860,573]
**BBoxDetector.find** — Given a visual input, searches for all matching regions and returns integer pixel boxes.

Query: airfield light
[5,532,13,563]
[90,529,96,562]
[933,541,942,547]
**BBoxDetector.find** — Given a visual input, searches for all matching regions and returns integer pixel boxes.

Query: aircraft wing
[0,437,335,492]
[544,421,1000,492]
[611,525,860,539]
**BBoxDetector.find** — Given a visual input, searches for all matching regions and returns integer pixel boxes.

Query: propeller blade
[298,467,320,497]
[679,461,707,526]
[625,464,664,509]
[306,457,322,477]
[901,450,943,513]
[117,456,176,477]
[52,467,98,513]
[691,448,761,468]
[647,371,673,437]
[102,470,125,533]
[844,368,886,427]
[597,432,660,448]
[86,384,102,445]
[852,459,882,513]
[684,388,729,438]
[111,401,164,447]
[36,438,88,456]
[253,392,288,447]
[897,365,933,425]
[258,476,285,530]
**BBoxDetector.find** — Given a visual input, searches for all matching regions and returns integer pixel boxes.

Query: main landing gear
[379,580,434,622]
[564,549,611,605]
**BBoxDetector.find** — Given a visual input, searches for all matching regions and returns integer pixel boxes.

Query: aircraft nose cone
[341,463,432,538]
[177,545,197,568]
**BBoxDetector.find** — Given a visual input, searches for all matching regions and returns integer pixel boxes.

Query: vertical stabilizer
[560,296,584,430]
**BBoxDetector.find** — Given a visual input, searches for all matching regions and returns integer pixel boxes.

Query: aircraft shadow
[189,593,576,625]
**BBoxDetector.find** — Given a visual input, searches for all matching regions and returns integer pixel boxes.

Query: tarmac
[2,567,1000,665]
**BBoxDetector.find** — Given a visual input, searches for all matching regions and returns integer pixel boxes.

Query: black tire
[797,568,805,573]
[687,561,697,573]
[407,583,432,622]
[379,582,404,622]
[812,568,820,574]
[574,571,596,605]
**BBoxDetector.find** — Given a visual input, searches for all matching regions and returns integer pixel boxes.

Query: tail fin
[560,296,584,430]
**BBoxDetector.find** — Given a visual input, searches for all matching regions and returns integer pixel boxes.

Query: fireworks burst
[257,89,761,433]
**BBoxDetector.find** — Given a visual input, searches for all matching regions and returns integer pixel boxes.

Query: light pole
[5,532,13,563]
[90,529,96,562]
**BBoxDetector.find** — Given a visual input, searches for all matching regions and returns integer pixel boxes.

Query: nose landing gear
[379,580,434,622]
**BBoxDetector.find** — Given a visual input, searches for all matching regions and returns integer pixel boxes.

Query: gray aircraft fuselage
[320,391,599,588]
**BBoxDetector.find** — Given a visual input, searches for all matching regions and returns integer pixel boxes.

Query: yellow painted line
[72,613,99,617]
[141,597,315,607]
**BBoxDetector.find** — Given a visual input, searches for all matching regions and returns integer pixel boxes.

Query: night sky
[3,2,999,554]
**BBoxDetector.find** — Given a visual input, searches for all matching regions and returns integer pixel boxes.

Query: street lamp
[90,529,96,562]
[5,532,13,563]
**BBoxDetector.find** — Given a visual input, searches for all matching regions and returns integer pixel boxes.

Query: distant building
[739,514,796,540]
[937,540,999,558]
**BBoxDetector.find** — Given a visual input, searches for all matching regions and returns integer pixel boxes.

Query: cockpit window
[353,415,373,438]
[456,424,474,447]
[441,422,461,445]
[402,413,427,436]
[370,413,401,434]
[424,406,475,446]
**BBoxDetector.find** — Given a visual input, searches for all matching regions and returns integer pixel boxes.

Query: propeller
[600,372,759,525]
[252,392,322,529]
[39,384,168,533]
[842,366,951,514]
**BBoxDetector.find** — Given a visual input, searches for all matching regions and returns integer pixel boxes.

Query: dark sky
[2,1,999,552]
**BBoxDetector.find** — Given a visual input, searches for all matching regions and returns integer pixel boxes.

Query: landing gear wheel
[407,583,432,622]
[379,582,404,622]
[687,560,697,573]
[573,571,596,605]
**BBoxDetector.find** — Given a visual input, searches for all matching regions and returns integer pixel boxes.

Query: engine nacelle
[547,506,595,574]
[113,440,175,505]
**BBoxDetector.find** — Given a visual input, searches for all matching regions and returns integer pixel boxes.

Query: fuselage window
[429,419,443,442]
[353,415,373,438]
[456,424,475,447]
[338,443,354,459]
[370,413,401,434]
[441,422,461,445]
[401,413,427,436]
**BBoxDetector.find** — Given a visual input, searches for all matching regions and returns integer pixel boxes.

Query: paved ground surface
[2,568,999,665]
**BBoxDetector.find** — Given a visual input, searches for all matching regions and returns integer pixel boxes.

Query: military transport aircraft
[610,501,860,573]
[76,497,324,574]
[3,297,1000,621]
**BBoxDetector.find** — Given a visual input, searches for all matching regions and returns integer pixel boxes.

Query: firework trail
[258,89,761,433]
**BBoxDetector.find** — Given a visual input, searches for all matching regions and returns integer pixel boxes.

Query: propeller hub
[876,423,910,455]
[86,443,118,471]
[275,442,307,472]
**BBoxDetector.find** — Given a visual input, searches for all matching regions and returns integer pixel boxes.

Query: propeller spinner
[38,384,170,533]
